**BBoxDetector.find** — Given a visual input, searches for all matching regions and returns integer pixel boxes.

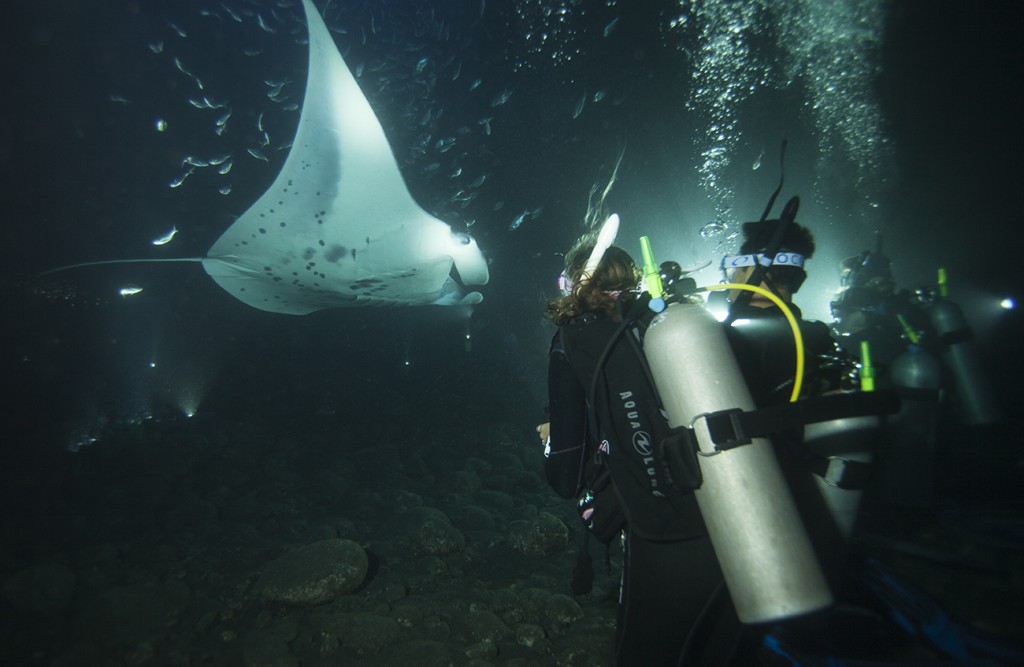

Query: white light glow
[172,380,207,419]
[1000,297,1015,310]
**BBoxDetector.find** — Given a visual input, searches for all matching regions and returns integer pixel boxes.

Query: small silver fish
[119,285,144,297]
[151,226,178,246]
[169,167,195,188]
[256,14,276,34]
[752,146,765,171]
[508,210,529,231]
[572,91,586,119]
[173,57,191,76]
[166,21,187,38]
[247,148,269,162]
[222,4,242,22]
[491,88,512,107]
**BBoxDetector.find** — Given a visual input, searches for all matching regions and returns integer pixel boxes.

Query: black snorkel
[758,139,788,225]
[724,140,798,324]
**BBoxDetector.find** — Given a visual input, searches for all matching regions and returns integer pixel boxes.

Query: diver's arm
[545,338,589,499]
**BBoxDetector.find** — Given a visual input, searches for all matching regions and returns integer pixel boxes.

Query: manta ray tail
[40,257,205,276]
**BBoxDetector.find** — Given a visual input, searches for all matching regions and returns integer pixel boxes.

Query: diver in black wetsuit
[541,230,746,666]
[830,238,937,381]
[723,219,844,405]
[722,218,860,590]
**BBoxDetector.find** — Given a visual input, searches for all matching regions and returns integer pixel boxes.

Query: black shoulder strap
[701,390,901,452]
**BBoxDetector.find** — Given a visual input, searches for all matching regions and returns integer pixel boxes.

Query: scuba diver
[541,221,751,666]
[830,235,1000,512]
[538,210,1021,666]
[539,207,868,664]
[537,138,1015,663]
[830,236,943,511]
[722,217,846,405]
[830,235,936,379]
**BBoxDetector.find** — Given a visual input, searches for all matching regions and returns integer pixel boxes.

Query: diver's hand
[537,422,552,457]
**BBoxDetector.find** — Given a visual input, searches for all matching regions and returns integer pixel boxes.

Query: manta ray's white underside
[201,0,488,314]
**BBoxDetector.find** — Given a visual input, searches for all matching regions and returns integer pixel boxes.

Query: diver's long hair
[544,232,640,326]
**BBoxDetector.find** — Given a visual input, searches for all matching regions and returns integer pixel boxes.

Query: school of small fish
[112,0,796,252]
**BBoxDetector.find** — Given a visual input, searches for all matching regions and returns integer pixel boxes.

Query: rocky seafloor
[2,401,626,666]
[4,382,1024,666]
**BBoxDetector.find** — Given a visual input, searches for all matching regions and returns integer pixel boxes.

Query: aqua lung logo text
[619,391,664,497]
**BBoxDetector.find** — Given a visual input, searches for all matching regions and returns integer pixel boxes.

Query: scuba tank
[876,343,942,508]
[800,412,879,572]
[644,300,833,623]
[923,272,999,425]
[637,206,834,624]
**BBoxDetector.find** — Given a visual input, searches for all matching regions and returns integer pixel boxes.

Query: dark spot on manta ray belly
[349,277,383,290]
[324,245,347,262]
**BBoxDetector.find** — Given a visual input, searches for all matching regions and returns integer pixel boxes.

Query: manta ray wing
[202,0,487,315]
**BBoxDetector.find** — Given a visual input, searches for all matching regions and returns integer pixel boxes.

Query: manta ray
[47,0,488,315]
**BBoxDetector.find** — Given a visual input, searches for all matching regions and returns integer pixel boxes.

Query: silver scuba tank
[802,411,879,541]
[643,301,833,623]
[925,299,1000,426]
[798,409,880,587]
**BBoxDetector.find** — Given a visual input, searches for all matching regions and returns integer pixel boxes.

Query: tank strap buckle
[818,456,872,490]
[693,408,752,454]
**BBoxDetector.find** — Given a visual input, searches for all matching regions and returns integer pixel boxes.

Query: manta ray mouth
[448,264,470,291]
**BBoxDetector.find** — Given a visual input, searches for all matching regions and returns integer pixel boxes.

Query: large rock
[506,512,568,557]
[389,507,465,556]
[256,539,368,605]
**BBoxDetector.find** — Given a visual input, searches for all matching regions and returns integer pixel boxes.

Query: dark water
[2,1,1022,664]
